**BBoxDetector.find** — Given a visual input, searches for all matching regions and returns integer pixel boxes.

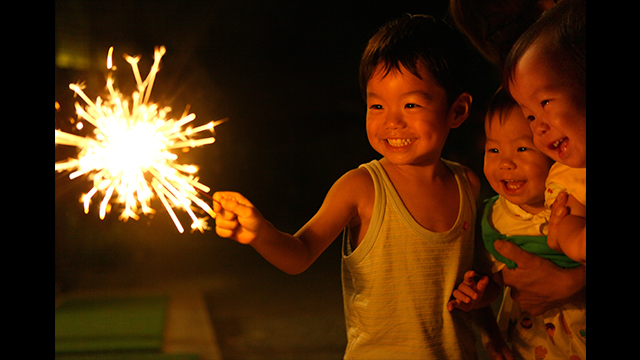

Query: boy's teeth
[387,139,414,147]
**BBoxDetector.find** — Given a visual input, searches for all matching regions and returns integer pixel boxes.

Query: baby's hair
[502,0,586,91]
[359,14,471,106]
[485,87,519,128]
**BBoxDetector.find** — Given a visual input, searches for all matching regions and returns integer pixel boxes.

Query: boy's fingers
[221,198,258,220]
[215,216,240,237]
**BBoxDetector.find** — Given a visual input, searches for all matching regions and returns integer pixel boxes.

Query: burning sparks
[55,46,225,233]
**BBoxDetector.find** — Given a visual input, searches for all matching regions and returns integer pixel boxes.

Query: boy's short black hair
[359,14,472,105]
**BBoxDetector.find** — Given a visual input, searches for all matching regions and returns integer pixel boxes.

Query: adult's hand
[495,240,586,315]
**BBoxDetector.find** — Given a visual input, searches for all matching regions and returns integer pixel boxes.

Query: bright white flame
[55,46,226,233]
[106,46,114,70]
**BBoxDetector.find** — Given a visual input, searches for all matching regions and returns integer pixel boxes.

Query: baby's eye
[486,148,499,154]
[517,147,528,152]
[404,103,419,109]
[369,104,383,110]
[541,100,550,108]
[526,115,535,122]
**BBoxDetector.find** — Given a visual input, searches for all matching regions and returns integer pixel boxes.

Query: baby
[449,88,586,359]
[503,0,586,265]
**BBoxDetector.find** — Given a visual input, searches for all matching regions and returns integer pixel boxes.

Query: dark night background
[55,0,500,357]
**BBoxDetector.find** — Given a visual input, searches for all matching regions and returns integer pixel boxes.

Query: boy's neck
[380,157,449,183]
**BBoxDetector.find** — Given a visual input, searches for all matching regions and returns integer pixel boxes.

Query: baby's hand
[547,191,569,253]
[447,270,489,312]
[212,191,265,245]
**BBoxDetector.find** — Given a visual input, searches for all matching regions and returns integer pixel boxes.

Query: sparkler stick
[55,46,225,233]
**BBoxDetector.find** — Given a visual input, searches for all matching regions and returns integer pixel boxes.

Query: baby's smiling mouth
[386,138,415,147]
[502,179,525,191]
[550,137,568,151]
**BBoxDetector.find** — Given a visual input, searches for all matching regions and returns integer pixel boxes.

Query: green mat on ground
[55,295,169,354]
[54,354,199,360]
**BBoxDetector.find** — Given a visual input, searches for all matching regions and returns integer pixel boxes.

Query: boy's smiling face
[484,107,554,214]
[365,62,469,168]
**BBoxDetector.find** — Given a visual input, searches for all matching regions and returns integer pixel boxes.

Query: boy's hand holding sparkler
[212,192,266,245]
[212,191,322,275]
[211,175,357,275]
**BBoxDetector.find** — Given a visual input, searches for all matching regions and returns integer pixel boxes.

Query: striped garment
[342,159,478,359]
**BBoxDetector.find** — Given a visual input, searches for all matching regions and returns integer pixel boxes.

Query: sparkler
[55,46,225,233]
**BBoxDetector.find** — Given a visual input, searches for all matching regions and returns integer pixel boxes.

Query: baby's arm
[548,191,586,266]
[449,271,514,359]
[213,168,371,275]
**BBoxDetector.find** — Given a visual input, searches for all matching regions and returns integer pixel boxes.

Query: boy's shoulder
[335,166,374,195]
[328,166,376,210]
[320,166,375,227]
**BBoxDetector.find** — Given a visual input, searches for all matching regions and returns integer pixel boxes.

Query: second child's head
[359,14,473,166]
[503,0,586,168]
[484,88,554,214]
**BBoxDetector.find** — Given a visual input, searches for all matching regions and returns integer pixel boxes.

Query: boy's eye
[369,104,383,110]
[517,147,528,152]
[541,100,550,107]
[486,148,499,154]
[526,115,535,122]
[404,103,419,109]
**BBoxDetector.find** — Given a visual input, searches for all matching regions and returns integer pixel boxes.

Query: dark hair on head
[502,0,586,91]
[450,0,544,66]
[359,13,472,105]
[485,87,519,127]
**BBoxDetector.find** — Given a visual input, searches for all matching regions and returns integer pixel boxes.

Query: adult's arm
[494,240,586,316]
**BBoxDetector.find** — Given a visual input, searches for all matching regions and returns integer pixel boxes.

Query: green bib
[481,195,581,269]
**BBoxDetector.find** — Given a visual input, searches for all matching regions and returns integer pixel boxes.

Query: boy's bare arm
[213,168,372,275]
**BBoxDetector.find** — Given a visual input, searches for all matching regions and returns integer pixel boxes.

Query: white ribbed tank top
[341,159,478,359]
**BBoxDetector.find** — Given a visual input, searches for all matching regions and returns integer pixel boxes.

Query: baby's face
[484,107,554,214]
[509,43,586,168]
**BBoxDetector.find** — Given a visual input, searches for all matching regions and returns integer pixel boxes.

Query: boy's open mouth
[386,139,415,148]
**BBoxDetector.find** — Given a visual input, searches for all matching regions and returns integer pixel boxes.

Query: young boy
[213,14,487,359]
[448,89,585,359]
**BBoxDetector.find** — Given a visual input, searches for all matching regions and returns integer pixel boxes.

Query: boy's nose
[384,112,406,130]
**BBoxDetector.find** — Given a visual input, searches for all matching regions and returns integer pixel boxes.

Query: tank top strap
[441,158,476,219]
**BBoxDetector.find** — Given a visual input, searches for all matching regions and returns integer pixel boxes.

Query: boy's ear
[447,92,472,129]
